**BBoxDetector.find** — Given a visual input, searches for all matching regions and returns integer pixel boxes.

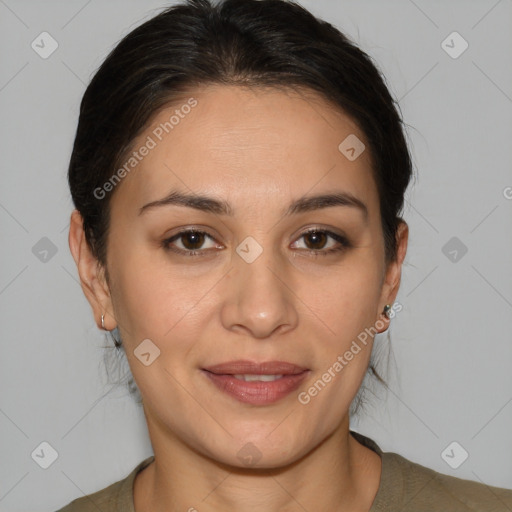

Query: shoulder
[350,430,512,510]
[55,479,122,512]
[54,456,155,512]
[379,451,512,511]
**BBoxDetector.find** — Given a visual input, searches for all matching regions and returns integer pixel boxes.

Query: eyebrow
[138,189,368,221]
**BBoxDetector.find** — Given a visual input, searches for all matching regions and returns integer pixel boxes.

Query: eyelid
[161,225,350,256]
[290,227,350,253]
[162,225,223,243]
[162,228,222,255]
[293,225,348,242]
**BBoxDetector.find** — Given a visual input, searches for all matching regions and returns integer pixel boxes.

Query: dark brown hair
[68,0,413,410]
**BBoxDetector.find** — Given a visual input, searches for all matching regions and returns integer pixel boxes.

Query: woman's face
[72,84,407,468]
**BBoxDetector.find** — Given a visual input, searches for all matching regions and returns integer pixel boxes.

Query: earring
[383,304,392,319]
[101,313,122,349]
[111,327,122,349]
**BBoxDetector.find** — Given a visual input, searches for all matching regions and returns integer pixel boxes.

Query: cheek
[300,267,381,421]
[109,245,222,354]
[315,255,383,333]
[111,232,384,343]
[306,253,383,395]
[109,252,209,412]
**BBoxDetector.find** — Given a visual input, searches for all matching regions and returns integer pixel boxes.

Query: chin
[209,430,309,470]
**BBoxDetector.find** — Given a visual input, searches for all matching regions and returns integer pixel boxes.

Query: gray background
[1,0,511,510]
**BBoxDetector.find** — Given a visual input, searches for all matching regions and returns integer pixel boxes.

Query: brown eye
[162,229,220,255]
[303,231,328,250]
[291,229,350,257]
[180,231,206,250]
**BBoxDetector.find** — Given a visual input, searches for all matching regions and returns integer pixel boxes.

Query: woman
[57,0,512,510]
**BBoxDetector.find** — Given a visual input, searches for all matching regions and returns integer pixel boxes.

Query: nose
[220,241,299,339]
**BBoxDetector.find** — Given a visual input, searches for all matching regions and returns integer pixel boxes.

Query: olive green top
[56,431,512,511]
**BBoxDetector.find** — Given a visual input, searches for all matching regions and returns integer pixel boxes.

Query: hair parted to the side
[68,0,414,415]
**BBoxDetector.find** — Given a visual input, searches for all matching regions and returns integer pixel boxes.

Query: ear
[376,220,408,332]
[68,209,116,330]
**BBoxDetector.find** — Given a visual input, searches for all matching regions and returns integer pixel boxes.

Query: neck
[134,417,382,512]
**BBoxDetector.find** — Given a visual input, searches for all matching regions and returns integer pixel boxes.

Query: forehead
[110,84,378,218]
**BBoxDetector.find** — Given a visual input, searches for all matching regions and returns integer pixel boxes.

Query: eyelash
[161,228,351,258]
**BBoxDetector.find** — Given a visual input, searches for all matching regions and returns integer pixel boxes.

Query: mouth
[201,360,310,405]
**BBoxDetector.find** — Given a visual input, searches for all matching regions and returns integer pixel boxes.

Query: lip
[202,360,310,406]
[203,360,308,375]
